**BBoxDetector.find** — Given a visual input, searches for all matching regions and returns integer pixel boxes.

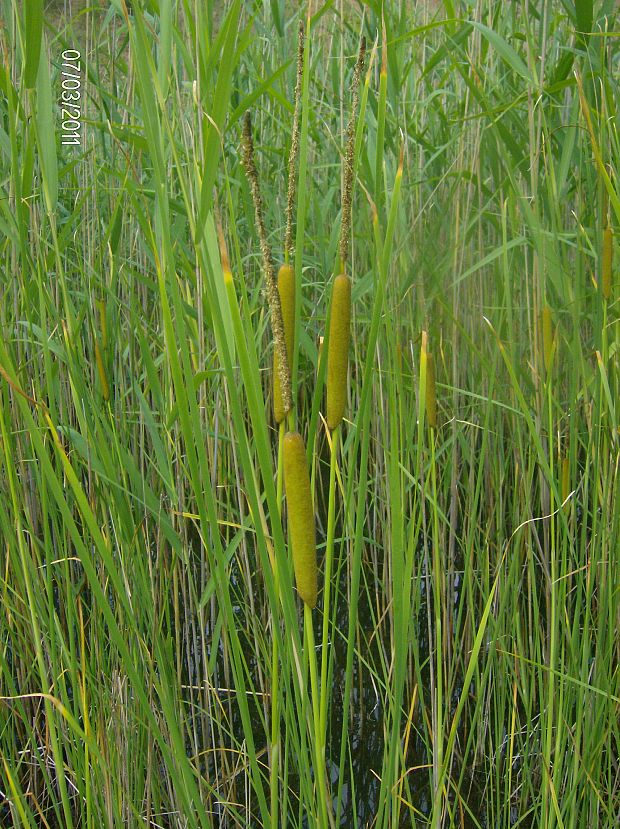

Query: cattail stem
[241,112,293,415]
[428,422,444,829]
[304,604,330,829]
[269,421,286,829]
[319,425,339,741]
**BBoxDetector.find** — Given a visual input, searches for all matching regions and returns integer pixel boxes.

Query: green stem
[429,427,444,829]
[270,422,286,829]
[319,425,340,739]
[305,603,330,829]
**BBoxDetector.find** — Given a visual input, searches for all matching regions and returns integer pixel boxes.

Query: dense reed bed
[0,1,618,827]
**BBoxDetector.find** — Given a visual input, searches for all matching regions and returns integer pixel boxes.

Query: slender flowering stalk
[284,21,305,263]
[241,112,293,415]
[273,264,295,423]
[339,37,366,270]
[272,21,305,423]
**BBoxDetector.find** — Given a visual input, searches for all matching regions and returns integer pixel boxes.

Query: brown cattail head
[283,431,317,608]
[326,273,352,430]
[241,112,293,415]
[273,264,295,423]
[426,352,437,429]
[602,224,613,300]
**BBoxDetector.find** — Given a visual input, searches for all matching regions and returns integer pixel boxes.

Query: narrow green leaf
[575,0,593,37]
[157,0,173,97]
[196,0,242,241]
[24,0,43,89]
[471,21,533,84]
[34,40,58,214]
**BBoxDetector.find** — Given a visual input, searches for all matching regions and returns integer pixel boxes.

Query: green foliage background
[0,1,618,827]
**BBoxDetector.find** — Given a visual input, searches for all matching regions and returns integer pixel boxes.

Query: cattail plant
[272,22,305,425]
[240,30,319,823]
[325,37,366,431]
[241,112,293,418]
[320,42,367,826]
[283,430,317,608]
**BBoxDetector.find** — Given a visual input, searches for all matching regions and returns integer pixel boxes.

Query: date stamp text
[60,49,82,145]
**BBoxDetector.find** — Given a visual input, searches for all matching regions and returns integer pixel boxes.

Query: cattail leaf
[229,62,291,126]
[561,457,570,506]
[542,305,554,375]
[0,123,10,161]
[157,0,173,97]
[269,0,284,37]
[35,40,58,214]
[94,340,110,401]
[574,0,593,39]
[196,0,242,242]
[602,225,613,300]
[470,22,533,84]
[24,0,44,89]
[575,73,620,226]
[453,236,527,287]
[130,7,165,181]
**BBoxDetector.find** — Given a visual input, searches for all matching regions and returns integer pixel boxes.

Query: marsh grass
[0,1,619,828]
